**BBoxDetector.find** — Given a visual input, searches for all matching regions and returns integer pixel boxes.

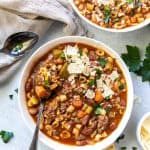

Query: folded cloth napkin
[0,0,86,84]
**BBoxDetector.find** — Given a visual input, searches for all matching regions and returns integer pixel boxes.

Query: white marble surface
[0,22,150,150]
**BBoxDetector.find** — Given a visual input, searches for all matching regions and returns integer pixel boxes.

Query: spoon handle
[29,100,45,150]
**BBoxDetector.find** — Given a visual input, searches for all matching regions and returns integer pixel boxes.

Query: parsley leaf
[104,6,111,24]
[145,44,150,58]
[121,44,150,82]
[95,106,106,115]
[12,43,23,52]
[43,79,49,87]
[0,130,14,143]
[98,58,107,68]
[60,52,65,59]
[139,57,150,81]
[14,88,18,94]
[120,147,127,150]
[136,1,142,7]
[9,94,13,100]
[132,147,137,150]
[121,45,141,72]
[119,84,125,90]
[116,134,125,143]
[88,79,96,86]
[79,49,83,56]
[95,68,102,79]
[139,44,150,81]
[126,0,134,4]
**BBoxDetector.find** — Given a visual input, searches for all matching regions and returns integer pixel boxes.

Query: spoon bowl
[1,32,39,57]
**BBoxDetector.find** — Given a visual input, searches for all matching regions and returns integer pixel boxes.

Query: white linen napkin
[0,0,86,84]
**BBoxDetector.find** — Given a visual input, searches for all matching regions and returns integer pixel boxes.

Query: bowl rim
[136,112,150,149]
[69,0,150,33]
[18,36,134,150]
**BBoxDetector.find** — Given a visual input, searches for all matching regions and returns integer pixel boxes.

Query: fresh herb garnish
[105,107,111,113]
[121,44,150,82]
[95,107,102,115]
[120,147,127,150]
[14,88,18,94]
[105,95,111,100]
[12,43,23,52]
[114,18,120,22]
[104,6,111,24]
[132,147,137,150]
[88,79,96,86]
[79,49,83,56]
[43,79,49,87]
[98,58,107,68]
[0,130,14,143]
[126,0,134,4]
[121,45,141,72]
[116,134,125,143]
[136,0,142,7]
[9,94,13,100]
[138,44,150,81]
[94,104,106,115]
[119,84,124,90]
[60,52,65,59]
[95,68,102,79]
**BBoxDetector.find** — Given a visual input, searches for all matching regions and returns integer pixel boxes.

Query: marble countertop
[0,22,150,150]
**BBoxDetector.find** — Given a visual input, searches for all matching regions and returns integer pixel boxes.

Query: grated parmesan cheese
[85,89,95,99]
[68,63,84,74]
[109,70,119,81]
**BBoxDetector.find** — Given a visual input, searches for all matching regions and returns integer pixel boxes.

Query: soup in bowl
[70,0,150,32]
[19,36,134,150]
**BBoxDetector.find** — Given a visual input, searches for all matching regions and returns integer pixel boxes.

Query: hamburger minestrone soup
[73,0,150,29]
[25,43,127,146]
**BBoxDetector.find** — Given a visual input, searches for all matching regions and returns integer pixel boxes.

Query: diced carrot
[72,99,83,108]
[95,89,103,102]
[35,85,48,98]
[77,110,86,118]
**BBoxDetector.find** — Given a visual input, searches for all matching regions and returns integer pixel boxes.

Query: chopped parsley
[95,106,106,115]
[104,6,111,24]
[119,84,125,90]
[0,130,14,143]
[126,0,133,4]
[98,58,107,68]
[88,79,96,86]
[120,147,127,150]
[95,68,102,79]
[9,94,13,100]
[105,95,111,100]
[105,107,111,113]
[14,88,18,94]
[116,134,125,143]
[79,49,83,56]
[136,0,142,7]
[114,18,120,22]
[43,79,49,87]
[60,52,65,59]
[121,44,150,82]
[12,43,23,52]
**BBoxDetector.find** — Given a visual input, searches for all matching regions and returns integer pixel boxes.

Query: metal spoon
[29,62,69,150]
[29,97,48,150]
[29,86,57,150]
[0,32,39,58]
